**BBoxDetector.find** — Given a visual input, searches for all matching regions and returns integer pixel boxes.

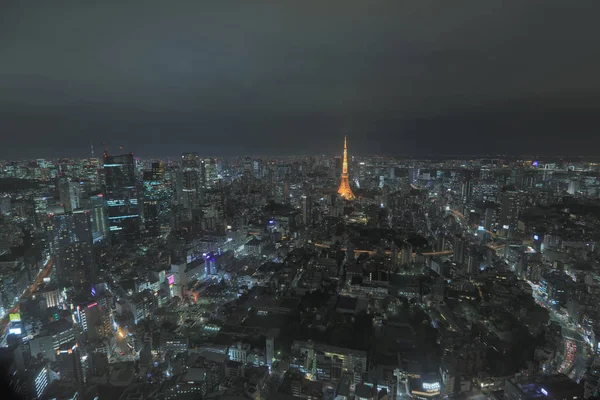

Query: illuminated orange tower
[337,136,355,200]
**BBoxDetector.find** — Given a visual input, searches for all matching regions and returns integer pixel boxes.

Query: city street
[0,257,53,344]
[530,281,590,382]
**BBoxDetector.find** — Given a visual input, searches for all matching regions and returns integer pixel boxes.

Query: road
[530,282,590,382]
[0,257,53,343]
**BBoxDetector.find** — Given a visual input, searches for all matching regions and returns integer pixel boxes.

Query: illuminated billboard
[9,327,22,335]
[423,382,440,391]
[9,313,21,322]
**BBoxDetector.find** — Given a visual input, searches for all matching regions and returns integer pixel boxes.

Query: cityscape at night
[2,1,600,400]
[1,139,600,400]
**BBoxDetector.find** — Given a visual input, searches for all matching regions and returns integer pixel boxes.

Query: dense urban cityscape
[1,136,600,400]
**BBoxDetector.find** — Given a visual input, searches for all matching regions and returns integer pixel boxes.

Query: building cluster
[0,142,600,399]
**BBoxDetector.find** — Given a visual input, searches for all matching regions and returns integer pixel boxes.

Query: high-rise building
[56,342,88,385]
[453,235,465,265]
[200,189,225,231]
[103,152,139,240]
[266,335,275,367]
[181,153,201,214]
[28,364,49,399]
[337,136,355,200]
[301,195,309,226]
[142,162,171,236]
[460,178,473,205]
[89,193,108,243]
[50,211,95,289]
[499,189,521,231]
[484,207,494,230]
[253,159,262,179]
[203,158,219,188]
[243,157,253,176]
[568,180,579,195]
[58,179,82,212]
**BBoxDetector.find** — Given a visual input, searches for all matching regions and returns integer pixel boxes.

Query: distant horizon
[3,151,600,163]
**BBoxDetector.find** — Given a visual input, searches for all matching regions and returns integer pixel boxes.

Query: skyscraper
[337,136,355,200]
[50,211,95,289]
[58,178,82,213]
[499,189,521,231]
[103,152,139,241]
[203,158,219,188]
[181,152,201,214]
[142,162,171,236]
[89,193,108,243]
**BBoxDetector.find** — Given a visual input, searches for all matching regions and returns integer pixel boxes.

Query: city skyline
[3,2,600,399]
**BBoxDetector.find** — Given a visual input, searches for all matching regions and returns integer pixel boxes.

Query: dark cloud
[1,0,599,158]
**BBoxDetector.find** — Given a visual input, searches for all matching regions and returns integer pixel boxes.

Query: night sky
[1,1,599,158]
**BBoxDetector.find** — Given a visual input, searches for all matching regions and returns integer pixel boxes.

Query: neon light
[108,214,139,220]
[87,302,98,308]
[541,388,548,396]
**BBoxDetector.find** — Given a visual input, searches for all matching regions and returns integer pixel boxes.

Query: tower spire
[337,135,355,200]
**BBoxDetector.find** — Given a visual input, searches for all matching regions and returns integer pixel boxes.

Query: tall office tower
[567,180,579,195]
[499,189,521,231]
[68,181,82,210]
[466,246,480,275]
[408,166,419,185]
[58,177,70,211]
[58,179,82,212]
[253,159,262,179]
[243,157,253,176]
[103,152,139,241]
[89,193,108,243]
[56,343,88,385]
[203,158,219,188]
[181,152,201,213]
[51,211,95,290]
[300,195,309,226]
[460,179,473,205]
[483,207,494,230]
[27,364,49,399]
[200,189,225,231]
[453,235,465,265]
[142,162,171,236]
[510,166,525,188]
[266,335,275,367]
[337,136,356,200]
[334,156,342,173]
